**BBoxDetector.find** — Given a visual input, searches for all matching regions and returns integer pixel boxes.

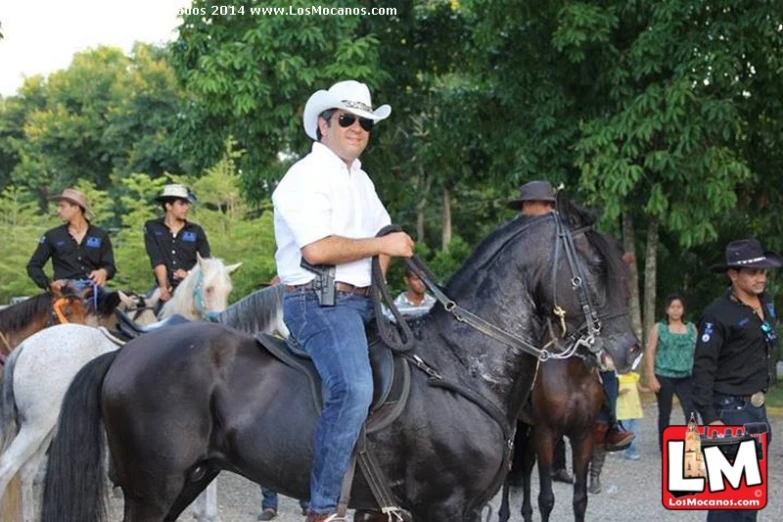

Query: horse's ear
[117,291,134,308]
[102,292,122,314]
[226,262,242,274]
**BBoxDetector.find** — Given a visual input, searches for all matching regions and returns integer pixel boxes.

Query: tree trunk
[622,210,643,345]
[643,217,660,343]
[415,168,430,242]
[441,186,452,249]
[416,200,426,242]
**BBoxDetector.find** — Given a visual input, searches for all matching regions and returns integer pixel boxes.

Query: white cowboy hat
[155,184,196,203]
[303,80,391,140]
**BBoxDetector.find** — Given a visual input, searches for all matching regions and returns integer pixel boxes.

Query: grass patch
[766,386,783,409]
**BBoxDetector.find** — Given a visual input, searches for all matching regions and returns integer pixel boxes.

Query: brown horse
[498,355,604,522]
[0,288,90,359]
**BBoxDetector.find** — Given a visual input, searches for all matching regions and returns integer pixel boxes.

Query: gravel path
[107,401,782,522]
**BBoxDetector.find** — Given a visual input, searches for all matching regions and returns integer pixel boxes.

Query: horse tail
[0,343,23,452]
[42,350,118,522]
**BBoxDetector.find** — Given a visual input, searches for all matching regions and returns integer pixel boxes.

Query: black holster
[301,259,336,307]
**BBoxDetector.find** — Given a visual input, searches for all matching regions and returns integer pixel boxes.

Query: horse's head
[51,283,93,325]
[526,195,640,372]
[162,254,242,320]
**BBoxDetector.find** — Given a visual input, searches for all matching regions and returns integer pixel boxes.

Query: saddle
[254,329,411,434]
[114,309,190,339]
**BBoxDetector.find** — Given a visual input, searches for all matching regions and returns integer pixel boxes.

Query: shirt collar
[311,141,362,174]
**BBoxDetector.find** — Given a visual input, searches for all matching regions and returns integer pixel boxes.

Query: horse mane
[216,285,287,336]
[446,192,627,293]
[0,293,53,334]
[445,215,541,292]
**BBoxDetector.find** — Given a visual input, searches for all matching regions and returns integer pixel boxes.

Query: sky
[0,0,191,96]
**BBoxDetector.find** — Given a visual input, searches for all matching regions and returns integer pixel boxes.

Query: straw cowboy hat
[506,180,557,209]
[303,80,391,140]
[155,184,197,203]
[709,238,783,273]
[50,188,92,216]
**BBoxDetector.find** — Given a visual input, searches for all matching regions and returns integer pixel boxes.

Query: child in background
[617,371,646,460]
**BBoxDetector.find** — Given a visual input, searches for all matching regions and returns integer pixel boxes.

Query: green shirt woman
[644,294,698,452]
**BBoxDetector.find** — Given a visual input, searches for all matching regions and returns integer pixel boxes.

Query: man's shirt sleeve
[691,313,725,425]
[143,222,165,268]
[27,234,52,289]
[100,231,116,280]
[273,172,333,248]
[198,226,211,258]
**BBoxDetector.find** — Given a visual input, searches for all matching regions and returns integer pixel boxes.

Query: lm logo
[662,415,767,510]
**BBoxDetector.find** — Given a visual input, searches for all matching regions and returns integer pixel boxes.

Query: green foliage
[0,43,188,214]
[0,186,58,301]
[171,0,386,201]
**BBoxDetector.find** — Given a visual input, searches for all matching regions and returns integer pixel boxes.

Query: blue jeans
[596,371,618,424]
[705,393,771,522]
[283,289,374,514]
[260,487,309,512]
[623,419,639,456]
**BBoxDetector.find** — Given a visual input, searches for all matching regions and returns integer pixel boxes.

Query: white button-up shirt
[272,142,391,287]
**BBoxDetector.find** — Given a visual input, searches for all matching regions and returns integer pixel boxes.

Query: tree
[463,0,783,342]
[170,0,385,202]
[0,44,189,213]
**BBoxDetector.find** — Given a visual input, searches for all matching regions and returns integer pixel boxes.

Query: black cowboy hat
[709,238,783,273]
[507,180,556,209]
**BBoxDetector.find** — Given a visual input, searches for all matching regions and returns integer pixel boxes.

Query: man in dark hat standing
[144,184,211,303]
[693,238,779,522]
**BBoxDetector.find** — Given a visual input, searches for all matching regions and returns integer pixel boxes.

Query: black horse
[42,202,640,522]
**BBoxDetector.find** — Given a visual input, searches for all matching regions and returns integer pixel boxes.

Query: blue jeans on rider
[705,393,771,522]
[596,370,618,424]
[283,289,375,515]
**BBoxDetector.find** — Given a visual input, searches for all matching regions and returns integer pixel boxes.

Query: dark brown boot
[604,424,635,452]
[592,421,609,445]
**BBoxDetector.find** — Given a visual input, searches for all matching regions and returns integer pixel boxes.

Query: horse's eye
[206,287,214,294]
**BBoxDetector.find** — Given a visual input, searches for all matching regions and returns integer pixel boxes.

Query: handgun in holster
[300,258,336,307]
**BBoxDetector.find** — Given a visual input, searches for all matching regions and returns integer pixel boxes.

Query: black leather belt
[285,281,371,297]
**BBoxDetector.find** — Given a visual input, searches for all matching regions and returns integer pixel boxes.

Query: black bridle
[375,213,615,363]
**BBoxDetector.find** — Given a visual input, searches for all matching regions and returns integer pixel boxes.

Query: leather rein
[374,213,612,362]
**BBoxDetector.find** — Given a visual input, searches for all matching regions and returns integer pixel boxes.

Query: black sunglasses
[337,113,374,132]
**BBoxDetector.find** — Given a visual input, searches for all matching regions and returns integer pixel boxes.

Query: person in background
[144,183,210,303]
[27,188,115,294]
[258,488,309,521]
[617,371,646,460]
[644,294,698,452]
[383,267,436,321]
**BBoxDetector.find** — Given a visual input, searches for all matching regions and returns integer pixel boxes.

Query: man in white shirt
[383,268,436,322]
[272,80,414,522]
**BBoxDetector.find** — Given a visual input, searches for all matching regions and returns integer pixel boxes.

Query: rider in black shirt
[143,184,210,302]
[693,238,778,522]
[27,188,116,292]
